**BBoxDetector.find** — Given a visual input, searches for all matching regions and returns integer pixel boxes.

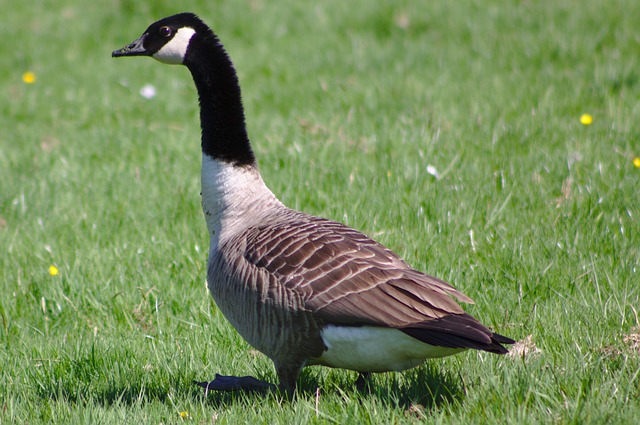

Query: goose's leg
[194,360,304,395]
[355,372,372,391]
[194,374,276,393]
[275,362,303,397]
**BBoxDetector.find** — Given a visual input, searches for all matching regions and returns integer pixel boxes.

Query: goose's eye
[159,26,172,37]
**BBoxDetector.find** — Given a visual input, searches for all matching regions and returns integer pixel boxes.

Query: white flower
[139,84,157,99]
[426,165,439,179]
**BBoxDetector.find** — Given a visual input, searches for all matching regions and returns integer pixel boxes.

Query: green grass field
[2,0,640,423]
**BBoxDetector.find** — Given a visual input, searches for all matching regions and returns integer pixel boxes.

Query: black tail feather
[400,313,515,354]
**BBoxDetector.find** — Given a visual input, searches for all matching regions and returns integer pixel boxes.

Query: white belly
[310,325,465,372]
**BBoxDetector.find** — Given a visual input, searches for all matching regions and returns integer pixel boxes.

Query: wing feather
[234,210,513,352]
[242,211,473,328]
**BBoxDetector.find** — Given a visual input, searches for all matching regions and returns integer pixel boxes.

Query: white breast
[312,325,465,372]
[201,154,282,252]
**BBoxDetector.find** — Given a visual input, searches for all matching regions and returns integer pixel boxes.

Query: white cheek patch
[153,27,196,64]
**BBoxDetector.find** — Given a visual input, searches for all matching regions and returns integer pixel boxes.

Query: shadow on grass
[33,378,176,407]
[31,362,275,408]
[387,365,463,411]
[32,359,462,411]
[298,362,464,411]
[192,364,463,410]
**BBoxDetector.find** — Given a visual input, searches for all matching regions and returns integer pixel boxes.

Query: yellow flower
[179,411,190,419]
[49,265,59,276]
[580,114,593,125]
[633,157,640,168]
[22,71,37,84]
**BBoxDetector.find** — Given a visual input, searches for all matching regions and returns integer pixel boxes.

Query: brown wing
[242,211,465,317]
[240,211,513,352]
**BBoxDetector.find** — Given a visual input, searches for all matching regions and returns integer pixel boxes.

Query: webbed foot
[194,374,277,393]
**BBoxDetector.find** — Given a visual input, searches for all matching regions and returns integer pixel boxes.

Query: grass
[1,0,640,423]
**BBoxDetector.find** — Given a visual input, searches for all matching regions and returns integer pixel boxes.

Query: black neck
[184,34,256,167]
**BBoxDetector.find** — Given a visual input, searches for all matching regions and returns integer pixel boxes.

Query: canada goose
[113,13,514,394]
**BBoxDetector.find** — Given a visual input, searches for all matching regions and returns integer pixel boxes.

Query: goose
[112,12,514,394]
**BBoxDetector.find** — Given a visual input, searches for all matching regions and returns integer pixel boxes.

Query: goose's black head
[112,13,213,65]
